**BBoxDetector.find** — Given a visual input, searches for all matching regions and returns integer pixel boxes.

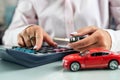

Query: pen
[53,37,69,42]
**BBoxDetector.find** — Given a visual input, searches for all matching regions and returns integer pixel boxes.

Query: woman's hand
[17,25,57,50]
[68,26,112,52]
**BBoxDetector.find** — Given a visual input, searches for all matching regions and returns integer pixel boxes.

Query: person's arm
[3,0,57,50]
[105,0,120,51]
[68,0,120,52]
[2,0,37,46]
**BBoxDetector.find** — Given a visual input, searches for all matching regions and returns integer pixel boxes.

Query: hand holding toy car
[68,26,112,53]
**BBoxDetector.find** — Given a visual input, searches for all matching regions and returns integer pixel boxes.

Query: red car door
[84,52,104,68]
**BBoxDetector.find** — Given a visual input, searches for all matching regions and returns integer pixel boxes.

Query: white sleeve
[106,0,120,52]
[105,29,120,52]
[2,0,38,46]
[2,25,29,46]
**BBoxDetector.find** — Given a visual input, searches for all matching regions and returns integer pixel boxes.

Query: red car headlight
[63,60,68,65]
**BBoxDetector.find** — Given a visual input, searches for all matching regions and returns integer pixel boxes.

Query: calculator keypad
[12,45,73,54]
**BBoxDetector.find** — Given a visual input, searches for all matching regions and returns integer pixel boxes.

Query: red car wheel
[108,60,119,70]
[70,62,80,71]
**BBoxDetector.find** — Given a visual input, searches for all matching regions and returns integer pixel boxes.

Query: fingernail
[33,45,38,49]
[70,32,78,35]
[54,42,58,47]
[54,42,57,45]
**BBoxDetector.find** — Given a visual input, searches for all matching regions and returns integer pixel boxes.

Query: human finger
[34,27,43,50]
[29,36,36,46]
[26,27,36,46]
[74,42,106,53]
[72,26,98,36]
[43,31,57,47]
[68,32,97,49]
[72,30,111,52]
[17,34,25,47]
[21,30,32,47]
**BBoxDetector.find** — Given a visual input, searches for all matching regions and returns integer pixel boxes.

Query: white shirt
[2,0,120,51]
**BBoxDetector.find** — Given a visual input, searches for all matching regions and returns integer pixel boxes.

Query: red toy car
[63,48,120,71]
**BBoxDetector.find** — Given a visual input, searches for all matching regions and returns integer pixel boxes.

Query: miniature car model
[63,48,120,71]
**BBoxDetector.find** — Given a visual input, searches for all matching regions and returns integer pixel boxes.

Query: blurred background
[0,0,116,45]
[0,0,17,44]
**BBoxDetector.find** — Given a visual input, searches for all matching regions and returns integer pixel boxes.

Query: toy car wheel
[70,62,80,71]
[108,60,118,70]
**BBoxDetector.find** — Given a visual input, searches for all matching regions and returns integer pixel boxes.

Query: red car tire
[108,60,119,70]
[70,62,81,71]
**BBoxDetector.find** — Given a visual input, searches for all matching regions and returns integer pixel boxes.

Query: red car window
[91,52,103,57]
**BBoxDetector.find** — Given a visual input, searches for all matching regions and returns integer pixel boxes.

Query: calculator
[0,36,84,67]
[0,45,78,67]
